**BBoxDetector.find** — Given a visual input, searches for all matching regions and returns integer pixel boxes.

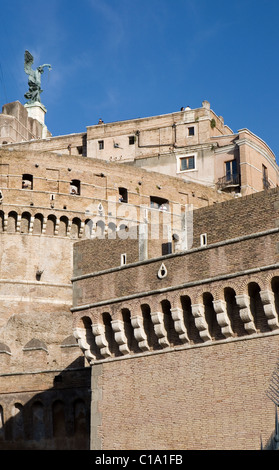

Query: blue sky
[1,0,279,160]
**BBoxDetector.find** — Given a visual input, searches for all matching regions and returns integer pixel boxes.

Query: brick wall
[95,334,279,450]
[72,189,279,309]
[72,187,279,450]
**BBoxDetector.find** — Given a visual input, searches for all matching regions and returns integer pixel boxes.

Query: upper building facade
[1,100,278,197]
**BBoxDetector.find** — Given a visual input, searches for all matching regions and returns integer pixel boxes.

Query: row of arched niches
[0,389,90,450]
[0,336,90,449]
[0,209,123,238]
[74,276,279,363]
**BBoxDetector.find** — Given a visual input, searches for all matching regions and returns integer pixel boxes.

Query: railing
[217,174,240,190]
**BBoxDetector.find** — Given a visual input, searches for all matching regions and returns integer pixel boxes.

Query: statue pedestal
[24,101,48,138]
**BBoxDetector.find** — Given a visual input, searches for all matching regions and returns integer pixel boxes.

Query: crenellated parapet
[72,270,279,365]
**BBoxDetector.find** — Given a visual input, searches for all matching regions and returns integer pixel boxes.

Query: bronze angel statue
[24,50,51,104]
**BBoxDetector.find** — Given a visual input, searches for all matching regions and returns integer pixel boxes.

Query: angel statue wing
[24,50,34,74]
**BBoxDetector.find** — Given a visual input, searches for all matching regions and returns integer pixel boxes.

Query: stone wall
[94,335,278,450]
[72,188,279,450]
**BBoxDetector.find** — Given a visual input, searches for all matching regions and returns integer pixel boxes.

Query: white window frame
[176,153,197,173]
[200,233,207,247]
[121,253,127,266]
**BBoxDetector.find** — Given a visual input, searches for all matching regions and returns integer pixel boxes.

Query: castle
[0,96,279,450]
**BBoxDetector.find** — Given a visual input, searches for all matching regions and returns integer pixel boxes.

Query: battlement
[72,187,279,365]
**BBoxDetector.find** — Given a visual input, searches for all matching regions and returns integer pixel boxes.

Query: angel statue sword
[24,50,51,104]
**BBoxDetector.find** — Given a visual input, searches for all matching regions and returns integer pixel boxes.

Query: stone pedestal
[24,101,48,138]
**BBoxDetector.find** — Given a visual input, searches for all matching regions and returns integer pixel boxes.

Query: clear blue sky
[1,0,279,160]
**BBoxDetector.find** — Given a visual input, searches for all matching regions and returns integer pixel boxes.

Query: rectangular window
[188,127,195,136]
[200,233,207,247]
[98,140,104,150]
[22,174,33,190]
[118,187,128,203]
[70,179,80,195]
[150,196,169,210]
[179,156,195,171]
[129,136,135,145]
[225,160,237,181]
[121,253,126,266]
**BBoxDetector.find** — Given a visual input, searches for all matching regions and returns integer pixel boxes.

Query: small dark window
[70,179,80,195]
[118,187,128,203]
[129,136,135,145]
[188,127,195,136]
[22,174,33,189]
[150,196,169,211]
[98,140,104,150]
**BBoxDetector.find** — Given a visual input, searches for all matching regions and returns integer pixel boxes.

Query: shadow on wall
[0,358,91,450]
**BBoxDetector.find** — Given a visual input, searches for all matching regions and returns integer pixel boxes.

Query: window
[129,136,135,145]
[188,127,195,136]
[179,156,195,172]
[118,187,128,203]
[98,140,104,150]
[150,196,169,210]
[200,233,207,246]
[225,160,237,182]
[121,253,126,265]
[70,179,80,195]
[22,174,33,189]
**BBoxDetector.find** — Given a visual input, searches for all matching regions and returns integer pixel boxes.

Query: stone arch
[101,311,121,357]
[83,219,93,239]
[52,400,66,438]
[7,211,17,232]
[73,316,98,363]
[180,294,201,344]
[95,219,105,237]
[140,302,160,350]
[45,214,56,235]
[121,307,139,354]
[58,216,68,237]
[203,291,224,341]
[73,399,88,438]
[224,286,246,337]
[248,281,270,332]
[12,403,24,441]
[108,222,117,236]
[195,285,219,305]
[31,401,45,441]
[20,211,31,233]
[33,213,44,234]
[71,217,81,238]
[160,298,181,347]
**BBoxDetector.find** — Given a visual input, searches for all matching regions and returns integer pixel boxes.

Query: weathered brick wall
[94,334,279,450]
[72,189,279,310]
[72,188,279,450]
[192,187,279,247]
[0,368,91,450]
